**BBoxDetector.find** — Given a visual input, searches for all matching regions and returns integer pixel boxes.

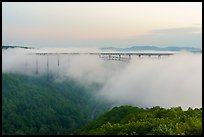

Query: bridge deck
[29,52,174,56]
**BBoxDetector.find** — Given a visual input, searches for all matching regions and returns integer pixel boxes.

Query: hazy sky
[2,2,202,49]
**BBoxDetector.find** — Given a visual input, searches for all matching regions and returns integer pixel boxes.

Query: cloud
[98,53,202,110]
[111,27,202,49]
[2,48,202,110]
[152,27,202,34]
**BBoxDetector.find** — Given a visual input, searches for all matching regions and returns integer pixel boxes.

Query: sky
[2,2,202,49]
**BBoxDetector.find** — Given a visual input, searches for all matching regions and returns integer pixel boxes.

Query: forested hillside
[2,73,110,135]
[2,73,202,135]
[78,106,202,135]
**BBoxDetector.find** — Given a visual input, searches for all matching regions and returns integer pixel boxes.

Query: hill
[2,45,33,49]
[2,73,110,135]
[77,105,202,135]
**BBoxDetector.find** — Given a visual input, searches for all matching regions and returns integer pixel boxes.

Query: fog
[2,48,202,110]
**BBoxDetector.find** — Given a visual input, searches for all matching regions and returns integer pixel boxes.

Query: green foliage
[2,73,202,135]
[2,73,110,135]
[78,106,202,135]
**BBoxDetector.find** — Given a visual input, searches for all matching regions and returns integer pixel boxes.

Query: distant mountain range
[2,45,33,49]
[100,46,202,52]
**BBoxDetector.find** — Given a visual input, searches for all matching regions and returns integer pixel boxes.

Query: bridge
[27,52,174,75]
[29,52,174,61]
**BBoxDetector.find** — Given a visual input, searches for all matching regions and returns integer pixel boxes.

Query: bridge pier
[47,55,49,82]
[57,55,60,77]
[36,59,38,74]
[129,54,131,60]
[58,55,59,67]
[25,59,28,74]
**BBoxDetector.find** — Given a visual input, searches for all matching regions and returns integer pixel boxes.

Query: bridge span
[26,52,174,75]
[29,52,174,61]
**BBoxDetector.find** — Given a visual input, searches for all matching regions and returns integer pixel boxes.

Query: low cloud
[98,53,202,110]
[2,48,202,110]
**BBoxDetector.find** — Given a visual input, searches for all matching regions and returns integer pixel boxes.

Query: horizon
[2,45,202,50]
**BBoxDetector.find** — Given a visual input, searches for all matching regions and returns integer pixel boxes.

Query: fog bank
[2,48,202,110]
